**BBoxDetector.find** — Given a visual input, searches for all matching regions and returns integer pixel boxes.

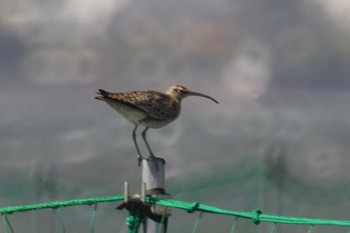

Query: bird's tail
[94,89,109,100]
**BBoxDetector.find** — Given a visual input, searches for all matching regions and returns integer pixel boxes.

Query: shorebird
[95,85,219,163]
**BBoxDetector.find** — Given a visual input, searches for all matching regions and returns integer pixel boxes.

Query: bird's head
[165,85,219,103]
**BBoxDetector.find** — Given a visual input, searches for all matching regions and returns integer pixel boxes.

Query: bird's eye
[176,89,183,93]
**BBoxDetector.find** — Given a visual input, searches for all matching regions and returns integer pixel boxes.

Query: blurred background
[1,0,350,232]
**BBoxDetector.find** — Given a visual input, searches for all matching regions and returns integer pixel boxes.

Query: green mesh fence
[1,195,350,233]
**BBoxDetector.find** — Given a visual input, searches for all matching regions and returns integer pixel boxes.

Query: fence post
[142,158,167,233]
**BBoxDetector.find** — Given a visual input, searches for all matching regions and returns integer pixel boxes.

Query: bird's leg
[141,127,159,170]
[132,125,145,166]
[141,127,155,160]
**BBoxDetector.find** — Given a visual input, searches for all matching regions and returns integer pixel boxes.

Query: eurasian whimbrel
[95,84,219,163]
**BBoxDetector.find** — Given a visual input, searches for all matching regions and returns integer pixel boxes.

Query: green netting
[1,194,350,232]
[146,197,350,227]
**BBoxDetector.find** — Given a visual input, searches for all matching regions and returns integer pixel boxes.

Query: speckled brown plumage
[96,89,180,128]
[95,85,218,162]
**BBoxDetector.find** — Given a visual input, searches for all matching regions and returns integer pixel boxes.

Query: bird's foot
[146,154,158,161]
[147,154,159,170]
[137,155,146,167]
[137,154,159,170]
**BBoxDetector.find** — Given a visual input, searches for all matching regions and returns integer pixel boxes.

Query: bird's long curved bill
[187,91,219,104]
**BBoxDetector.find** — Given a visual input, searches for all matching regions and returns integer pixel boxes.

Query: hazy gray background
[1,0,350,232]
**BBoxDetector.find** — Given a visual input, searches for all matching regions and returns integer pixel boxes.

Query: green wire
[126,211,141,233]
[157,208,168,233]
[89,203,98,233]
[0,195,123,215]
[2,215,8,233]
[307,225,314,233]
[52,209,66,233]
[191,212,204,233]
[2,215,14,233]
[230,217,238,233]
[148,197,350,227]
[269,223,276,233]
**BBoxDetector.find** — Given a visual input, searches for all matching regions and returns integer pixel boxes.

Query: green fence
[1,195,350,233]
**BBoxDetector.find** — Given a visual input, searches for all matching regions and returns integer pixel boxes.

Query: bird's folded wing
[126,91,177,120]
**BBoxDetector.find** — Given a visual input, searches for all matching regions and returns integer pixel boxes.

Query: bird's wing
[126,91,178,120]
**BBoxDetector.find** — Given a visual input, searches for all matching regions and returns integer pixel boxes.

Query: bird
[95,84,219,164]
